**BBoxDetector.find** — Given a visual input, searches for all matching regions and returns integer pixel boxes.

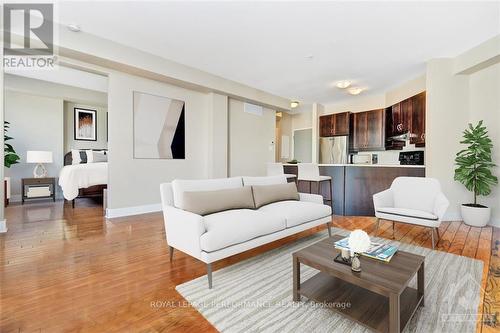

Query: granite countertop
[284,163,425,168]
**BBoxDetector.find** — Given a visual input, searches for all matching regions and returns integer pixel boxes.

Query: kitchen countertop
[284,163,425,168]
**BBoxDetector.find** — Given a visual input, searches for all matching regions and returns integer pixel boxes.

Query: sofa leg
[430,228,435,250]
[374,218,380,236]
[169,246,174,262]
[392,221,395,239]
[327,223,332,237]
[207,263,213,289]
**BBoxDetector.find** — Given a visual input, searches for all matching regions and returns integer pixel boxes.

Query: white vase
[461,204,491,227]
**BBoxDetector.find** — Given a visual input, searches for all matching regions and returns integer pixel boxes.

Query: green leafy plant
[4,121,20,168]
[454,121,498,207]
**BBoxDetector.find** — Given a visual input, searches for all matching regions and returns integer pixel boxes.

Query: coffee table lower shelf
[297,272,423,333]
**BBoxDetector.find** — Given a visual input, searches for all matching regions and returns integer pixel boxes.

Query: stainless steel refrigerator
[319,136,348,164]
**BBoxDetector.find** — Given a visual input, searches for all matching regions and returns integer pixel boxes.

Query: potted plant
[454,121,498,227]
[4,121,20,168]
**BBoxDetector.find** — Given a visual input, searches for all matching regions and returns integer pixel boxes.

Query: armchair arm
[299,192,324,205]
[433,192,450,221]
[373,189,394,211]
[163,205,206,260]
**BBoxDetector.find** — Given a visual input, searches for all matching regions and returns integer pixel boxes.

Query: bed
[59,150,108,208]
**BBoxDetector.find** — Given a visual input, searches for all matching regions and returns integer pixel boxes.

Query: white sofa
[373,177,449,249]
[160,175,332,288]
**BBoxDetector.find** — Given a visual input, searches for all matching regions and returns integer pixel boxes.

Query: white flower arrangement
[348,229,371,254]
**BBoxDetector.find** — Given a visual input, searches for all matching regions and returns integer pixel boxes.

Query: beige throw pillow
[182,187,255,216]
[252,183,299,208]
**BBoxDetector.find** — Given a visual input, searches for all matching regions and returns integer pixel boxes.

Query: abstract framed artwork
[74,107,97,141]
[133,91,185,159]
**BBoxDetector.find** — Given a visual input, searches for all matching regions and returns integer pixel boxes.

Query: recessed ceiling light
[304,54,314,60]
[67,24,81,32]
[290,101,300,108]
[336,80,351,89]
[348,87,363,95]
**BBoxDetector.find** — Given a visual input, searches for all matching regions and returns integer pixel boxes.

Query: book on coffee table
[334,237,398,262]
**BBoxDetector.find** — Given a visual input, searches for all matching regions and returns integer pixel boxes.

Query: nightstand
[21,177,56,204]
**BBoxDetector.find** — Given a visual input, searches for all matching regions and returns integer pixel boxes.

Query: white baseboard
[443,212,462,222]
[106,203,162,219]
[0,219,7,233]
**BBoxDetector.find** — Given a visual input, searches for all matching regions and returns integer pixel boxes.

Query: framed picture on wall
[133,91,185,159]
[74,108,97,141]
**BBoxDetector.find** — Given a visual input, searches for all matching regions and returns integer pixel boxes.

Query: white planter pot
[461,204,491,227]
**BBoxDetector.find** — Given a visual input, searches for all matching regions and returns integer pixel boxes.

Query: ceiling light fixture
[67,24,81,32]
[336,80,351,89]
[347,87,363,95]
[290,101,300,108]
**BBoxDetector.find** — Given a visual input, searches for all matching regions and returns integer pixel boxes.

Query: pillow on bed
[92,151,108,162]
[71,149,82,165]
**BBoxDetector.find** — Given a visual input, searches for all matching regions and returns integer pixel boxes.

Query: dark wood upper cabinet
[352,112,367,150]
[333,112,350,136]
[319,115,334,137]
[319,112,350,137]
[351,109,385,151]
[386,91,426,148]
[410,92,426,147]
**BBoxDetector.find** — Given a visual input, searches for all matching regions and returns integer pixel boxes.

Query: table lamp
[27,151,53,178]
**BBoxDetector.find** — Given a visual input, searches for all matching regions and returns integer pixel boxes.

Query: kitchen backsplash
[358,143,425,165]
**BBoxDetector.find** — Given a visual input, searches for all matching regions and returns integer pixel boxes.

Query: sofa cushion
[172,177,243,209]
[242,175,287,186]
[183,187,255,216]
[252,183,299,208]
[258,201,332,228]
[376,207,438,221]
[200,209,286,252]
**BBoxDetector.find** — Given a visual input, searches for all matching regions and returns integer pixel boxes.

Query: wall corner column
[207,92,228,178]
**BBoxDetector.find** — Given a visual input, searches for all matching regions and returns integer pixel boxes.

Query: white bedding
[58,162,108,200]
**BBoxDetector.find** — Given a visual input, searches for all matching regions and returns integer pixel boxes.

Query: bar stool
[266,163,297,183]
[297,163,333,211]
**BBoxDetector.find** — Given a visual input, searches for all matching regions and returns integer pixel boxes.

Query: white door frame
[292,127,313,162]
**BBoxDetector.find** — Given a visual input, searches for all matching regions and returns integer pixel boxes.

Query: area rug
[176,228,483,333]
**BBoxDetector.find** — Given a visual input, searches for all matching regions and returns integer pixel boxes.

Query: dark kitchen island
[284,164,425,216]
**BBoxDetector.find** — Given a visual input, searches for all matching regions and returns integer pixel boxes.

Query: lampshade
[26,151,53,164]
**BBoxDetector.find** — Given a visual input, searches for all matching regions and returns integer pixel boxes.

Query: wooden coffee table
[292,235,425,333]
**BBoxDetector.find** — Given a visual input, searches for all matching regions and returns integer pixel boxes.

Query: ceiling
[58,1,500,104]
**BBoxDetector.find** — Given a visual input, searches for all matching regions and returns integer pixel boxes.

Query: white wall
[107,72,210,210]
[4,91,64,200]
[426,59,471,221]
[64,102,108,152]
[426,48,500,226]
[467,63,500,222]
[5,74,107,106]
[323,93,386,115]
[228,99,275,177]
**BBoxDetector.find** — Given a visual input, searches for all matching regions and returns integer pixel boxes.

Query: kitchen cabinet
[344,166,425,216]
[285,164,426,216]
[319,115,334,137]
[387,92,426,148]
[351,109,385,151]
[410,92,426,147]
[319,112,350,137]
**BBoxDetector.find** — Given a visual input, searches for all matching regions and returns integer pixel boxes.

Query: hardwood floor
[0,200,498,332]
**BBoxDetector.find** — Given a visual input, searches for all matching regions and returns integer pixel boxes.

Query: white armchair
[373,177,449,249]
